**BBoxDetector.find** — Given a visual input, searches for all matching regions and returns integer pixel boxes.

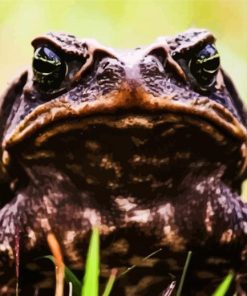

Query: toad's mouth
[3,89,247,145]
[3,111,247,185]
[2,92,247,178]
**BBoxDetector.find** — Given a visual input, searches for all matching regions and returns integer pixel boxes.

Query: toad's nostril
[140,55,165,78]
[96,58,125,83]
[148,47,168,67]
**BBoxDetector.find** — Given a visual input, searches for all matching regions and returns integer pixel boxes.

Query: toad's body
[1,29,247,295]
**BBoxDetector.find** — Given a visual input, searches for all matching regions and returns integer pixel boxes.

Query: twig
[176,251,192,296]
[47,232,65,296]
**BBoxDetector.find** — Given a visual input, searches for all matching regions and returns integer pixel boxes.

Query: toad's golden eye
[189,44,220,88]
[32,46,67,91]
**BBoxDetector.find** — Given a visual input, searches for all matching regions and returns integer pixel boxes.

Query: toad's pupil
[202,58,220,72]
[189,44,220,86]
[32,46,66,90]
[33,47,62,73]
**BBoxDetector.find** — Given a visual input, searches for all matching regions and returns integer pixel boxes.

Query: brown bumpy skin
[1,29,247,295]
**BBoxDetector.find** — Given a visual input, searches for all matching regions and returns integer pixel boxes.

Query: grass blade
[81,227,100,296]
[176,251,192,296]
[68,282,73,296]
[64,266,81,296]
[47,232,65,296]
[43,255,81,296]
[161,280,176,296]
[102,268,117,296]
[212,272,234,296]
[120,248,163,277]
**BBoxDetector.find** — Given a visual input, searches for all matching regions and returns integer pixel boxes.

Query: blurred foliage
[0,0,247,100]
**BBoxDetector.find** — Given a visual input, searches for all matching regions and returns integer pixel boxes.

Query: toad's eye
[189,44,220,88]
[32,46,66,91]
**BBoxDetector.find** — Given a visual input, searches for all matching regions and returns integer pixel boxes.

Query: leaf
[212,272,234,296]
[43,255,81,296]
[102,268,117,296]
[81,227,100,296]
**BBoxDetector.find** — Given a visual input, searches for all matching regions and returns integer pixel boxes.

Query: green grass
[46,227,116,296]
[102,269,118,296]
[46,229,233,296]
[212,272,234,296]
[81,227,100,296]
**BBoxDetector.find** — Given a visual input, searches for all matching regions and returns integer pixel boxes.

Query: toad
[1,29,247,295]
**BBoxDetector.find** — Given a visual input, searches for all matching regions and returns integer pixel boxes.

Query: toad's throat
[15,113,244,189]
